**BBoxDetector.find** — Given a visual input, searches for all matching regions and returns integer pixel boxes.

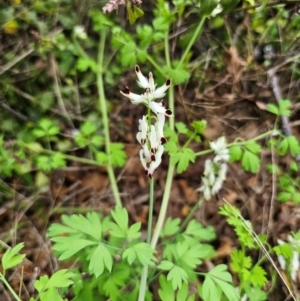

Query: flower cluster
[102,0,142,13]
[120,66,172,178]
[197,137,229,200]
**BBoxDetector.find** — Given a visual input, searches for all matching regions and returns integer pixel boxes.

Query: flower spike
[120,65,173,177]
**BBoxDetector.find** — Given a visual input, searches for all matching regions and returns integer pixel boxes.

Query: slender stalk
[151,163,175,249]
[0,274,23,301]
[138,265,149,301]
[147,178,154,243]
[96,30,122,206]
[138,174,155,300]
[20,142,102,166]
[177,17,206,70]
[146,54,167,77]
[180,197,203,231]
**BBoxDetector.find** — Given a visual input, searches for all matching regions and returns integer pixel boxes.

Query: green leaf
[33,119,60,138]
[278,99,292,116]
[81,121,98,136]
[278,138,289,155]
[213,277,239,301]
[51,236,97,260]
[287,136,300,156]
[167,265,188,290]
[2,243,25,272]
[136,49,147,62]
[123,242,156,266]
[292,192,300,203]
[202,276,222,301]
[110,143,127,167]
[163,65,190,85]
[110,205,128,236]
[164,140,178,155]
[208,264,233,282]
[176,242,209,268]
[229,145,243,162]
[175,122,189,134]
[158,260,174,271]
[89,243,113,277]
[120,42,136,67]
[241,150,260,173]
[127,2,144,25]
[230,249,252,272]
[46,269,74,288]
[51,153,66,169]
[244,141,261,154]
[274,243,293,259]
[171,148,195,173]
[77,57,97,72]
[127,222,141,239]
[177,282,189,300]
[267,103,279,115]
[137,24,153,47]
[62,212,102,241]
[96,151,108,164]
[277,191,292,202]
[40,286,64,301]
[244,283,267,301]
[203,265,239,301]
[200,0,219,16]
[158,274,174,301]
[246,265,267,287]
[160,217,180,237]
[184,220,216,241]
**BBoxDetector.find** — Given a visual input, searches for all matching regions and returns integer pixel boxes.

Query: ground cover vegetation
[1,0,300,300]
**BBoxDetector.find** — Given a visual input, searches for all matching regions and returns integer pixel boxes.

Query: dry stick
[267,67,300,170]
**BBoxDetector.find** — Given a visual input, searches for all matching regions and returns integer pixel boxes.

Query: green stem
[177,17,206,70]
[97,30,122,207]
[147,178,154,243]
[20,141,101,166]
[0,274,23,301]
[146,54,167,77]
[151,163,175,249]
[138,265,149,301]
[180,197,203,231]
[194,129,276,157]
[138,178,154,300]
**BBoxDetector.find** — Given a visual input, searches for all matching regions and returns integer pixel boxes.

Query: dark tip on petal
[166,109,173,116]
[122,87,130,95]
[144,169,148,176]
[148,173,152,179]
[166,79,171,86]
[135,65,140,72]
[151,153,156,161]
[161,137,167,144]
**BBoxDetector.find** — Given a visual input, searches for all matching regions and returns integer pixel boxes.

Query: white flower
[149,101,173,117]
[155,113,167,144]
[197,177,212,200]
[148,145,164,178]
[122,65,173,178]
[197,157,228,201]
[136,115,148,145]
[120,65,172,116]
[74,25,87,40]
[210,136,230,162]
[148,124,159,154]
